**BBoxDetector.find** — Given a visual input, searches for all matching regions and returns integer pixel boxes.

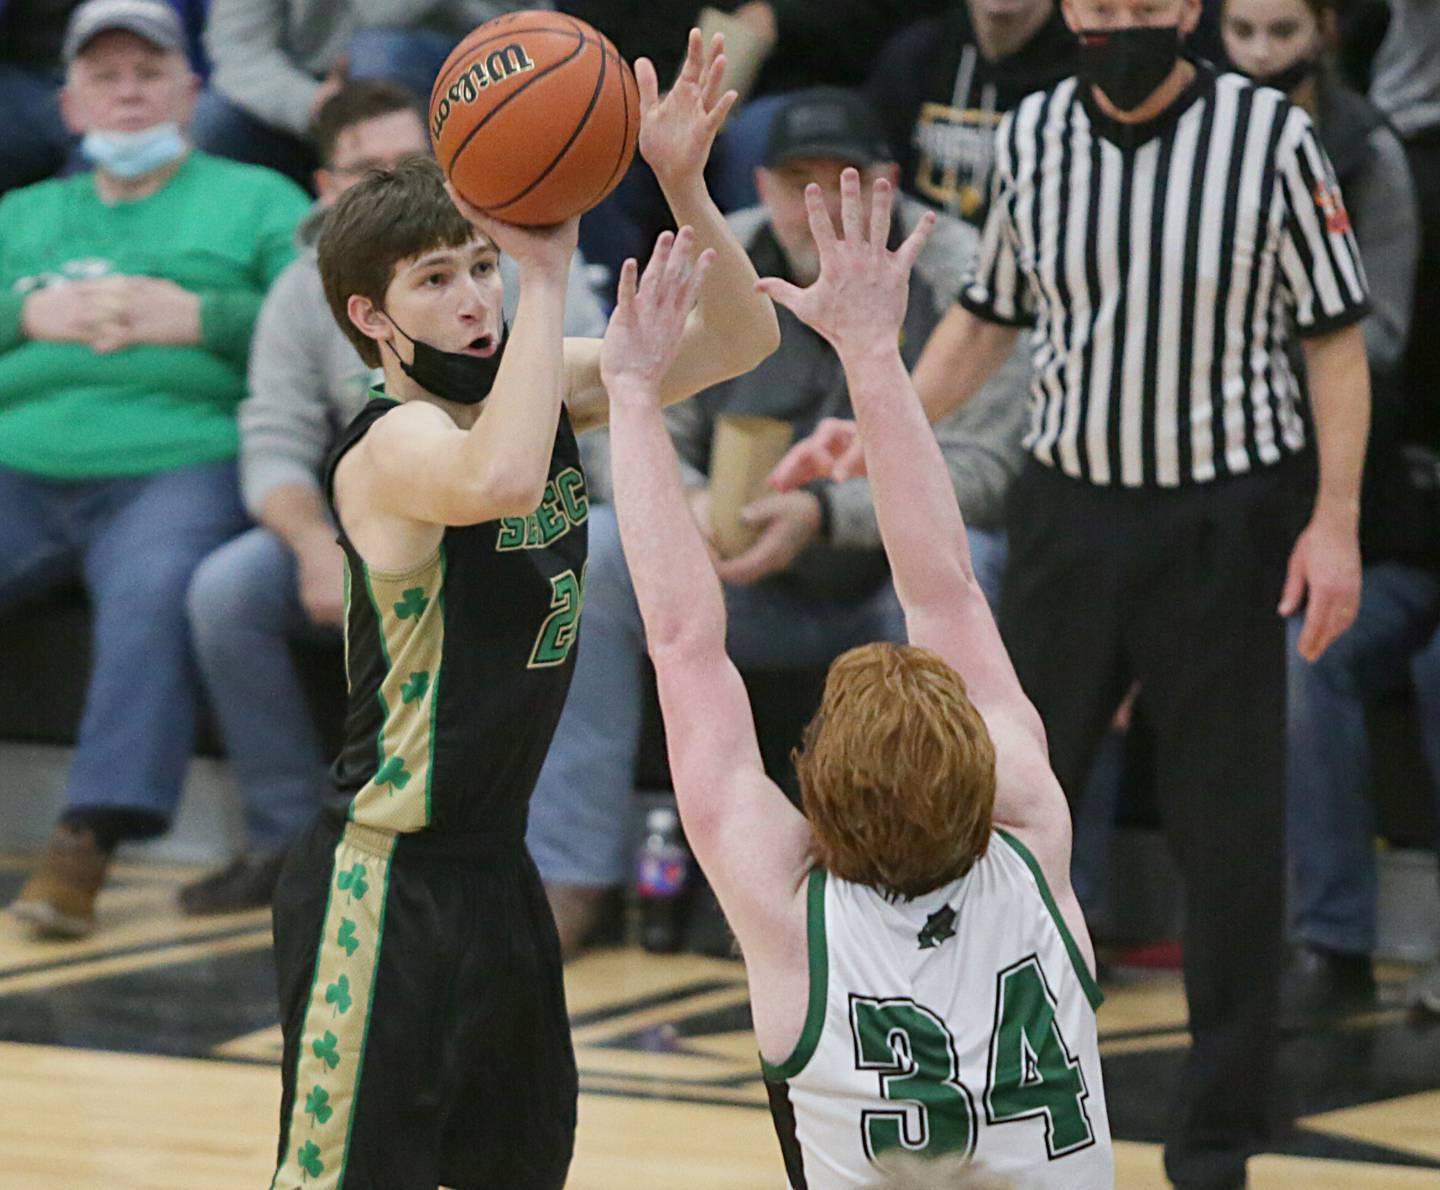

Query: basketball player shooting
[603,169,1114,1188]
[266,30,778,1190]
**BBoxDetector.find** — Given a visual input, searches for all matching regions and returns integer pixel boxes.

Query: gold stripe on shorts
[271,823,396,1190]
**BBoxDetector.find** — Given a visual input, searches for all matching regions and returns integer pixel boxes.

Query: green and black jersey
[321,393,588,845]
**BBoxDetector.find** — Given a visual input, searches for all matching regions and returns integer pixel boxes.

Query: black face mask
[1247,57,1316,96]
[384,317,508,406]
[1078,25,1182,112]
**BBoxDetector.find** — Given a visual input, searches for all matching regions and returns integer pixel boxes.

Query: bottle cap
[646,805,679,831]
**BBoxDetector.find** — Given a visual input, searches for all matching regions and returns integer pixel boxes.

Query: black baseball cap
[64,0,186,64]
[762,87,892,170]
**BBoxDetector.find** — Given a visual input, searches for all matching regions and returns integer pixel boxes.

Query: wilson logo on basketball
[431,43,537,139]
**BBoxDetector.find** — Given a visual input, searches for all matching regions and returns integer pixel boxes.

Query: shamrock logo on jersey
[337,917,360,958]
[918,904,957,950]
[393,587,429,620]
[326,974,353,1016]
[311,1030,341,1070]
[297,1139,325,1179]
[336,863,368,901]
[374,755,412,793]
[304,1085,333,1126]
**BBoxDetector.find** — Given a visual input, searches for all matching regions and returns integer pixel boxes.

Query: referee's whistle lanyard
[1076,25,1182,113]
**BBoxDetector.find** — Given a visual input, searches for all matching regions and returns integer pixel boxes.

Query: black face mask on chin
[383,317,509,406]
[1077,25,1183,113]
[1247,56,1316,97]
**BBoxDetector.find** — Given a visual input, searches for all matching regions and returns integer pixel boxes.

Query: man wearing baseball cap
[61,0,188,62]
[524,86,1030,958]
[0,0,308,939]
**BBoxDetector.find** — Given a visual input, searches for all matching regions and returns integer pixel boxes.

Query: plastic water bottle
[636,805,689,953]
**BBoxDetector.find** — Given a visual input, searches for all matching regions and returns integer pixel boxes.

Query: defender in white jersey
[600,168,1113,1189]
[768,835,1108,1188]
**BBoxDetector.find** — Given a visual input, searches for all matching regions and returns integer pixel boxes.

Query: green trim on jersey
[761,867,829,1081]
[422,547,447,826]
[358,567,392,821]
[341,562,353,692]
[997,830,1103,1010]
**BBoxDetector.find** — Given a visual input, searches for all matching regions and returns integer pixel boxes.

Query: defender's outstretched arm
[756,173,1083,921]
[564,31,780,432]
[601,232,812,934]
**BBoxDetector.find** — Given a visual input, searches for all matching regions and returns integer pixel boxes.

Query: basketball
[429,10,640,226]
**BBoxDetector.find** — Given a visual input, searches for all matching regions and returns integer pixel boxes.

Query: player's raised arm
[565,30,780,430]
[756,171,1077,893]
[602,229,812,933]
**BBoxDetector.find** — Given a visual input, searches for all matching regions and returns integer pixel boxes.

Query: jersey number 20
[850,955,1094,1164]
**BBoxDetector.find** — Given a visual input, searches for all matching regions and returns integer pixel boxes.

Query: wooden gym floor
[0,854,1438,1189]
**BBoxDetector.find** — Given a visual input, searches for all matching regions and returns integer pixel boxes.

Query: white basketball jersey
[761,831,1113,1189]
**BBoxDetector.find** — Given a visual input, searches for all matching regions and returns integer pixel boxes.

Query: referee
[772,0,1372,1186]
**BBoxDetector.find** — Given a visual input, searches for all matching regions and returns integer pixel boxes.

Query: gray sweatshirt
[1370,0,1440,138]
[206,0,543,136]
[239,203,607,519]
[663,197,1029,602]
[1316,78,1418,378]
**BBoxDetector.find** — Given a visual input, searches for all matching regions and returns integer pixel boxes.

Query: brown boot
[10,823,112,939]
[545,883,612,962]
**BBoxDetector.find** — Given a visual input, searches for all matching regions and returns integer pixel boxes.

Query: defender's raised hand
[762,170,935,489]
[601,226,717,400]
[755,168,935,358]
[636,30,738,187]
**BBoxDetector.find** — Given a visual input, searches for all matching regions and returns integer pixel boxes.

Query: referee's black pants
[1000,457,1308,1188]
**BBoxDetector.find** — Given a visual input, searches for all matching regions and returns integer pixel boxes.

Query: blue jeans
[0,461,248,828]
[0,64,72,194]
[1069,726,1128,924]
[347,27,455,102]
[525,501,1008,887]
[1286,561,1440,955]
[187,527,337,852]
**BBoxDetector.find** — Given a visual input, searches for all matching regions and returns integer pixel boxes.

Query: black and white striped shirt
[961,66,1370,487]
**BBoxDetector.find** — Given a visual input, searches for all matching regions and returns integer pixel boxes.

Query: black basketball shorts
[268,813,577,1190]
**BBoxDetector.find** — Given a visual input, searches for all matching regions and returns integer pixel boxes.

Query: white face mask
[80,122,186,179]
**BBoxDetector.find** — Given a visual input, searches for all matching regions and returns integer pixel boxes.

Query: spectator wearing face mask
[0,0,211,195]
[1,0,308,941]
[1224,0,1415,379]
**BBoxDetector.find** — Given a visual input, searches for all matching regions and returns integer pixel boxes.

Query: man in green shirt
[1,0,308,939]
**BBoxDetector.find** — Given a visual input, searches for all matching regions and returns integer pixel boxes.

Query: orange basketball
[429,10,640,226]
